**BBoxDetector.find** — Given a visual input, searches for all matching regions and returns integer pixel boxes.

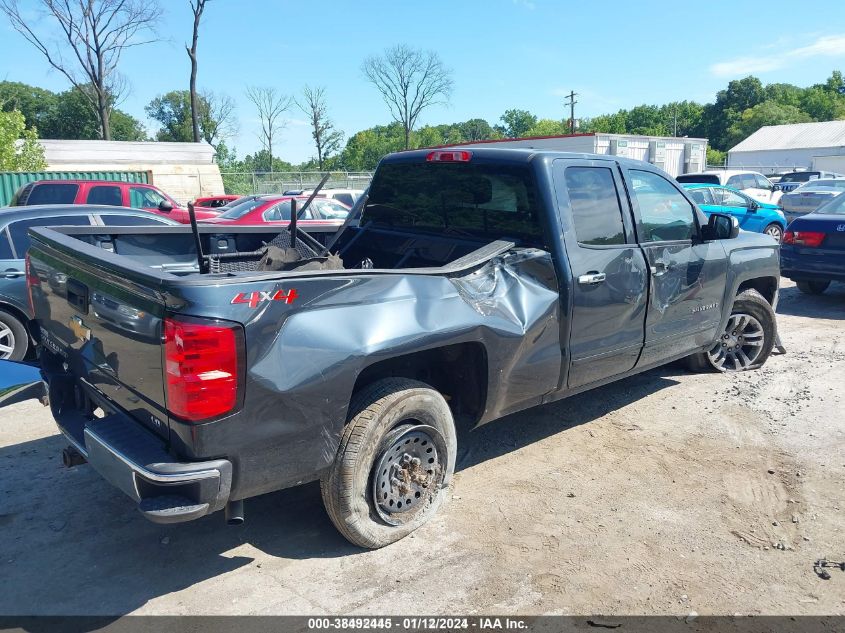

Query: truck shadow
[776,283,845,320]
[0,368,680,618]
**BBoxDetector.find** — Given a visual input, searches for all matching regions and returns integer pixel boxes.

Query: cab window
[0,229,14,259]
[563,166,626,246]
[263,200,294,222]
[87,185,123,206]
[716,189,748,207]
[687,188,714,205]
[25,183,79,205]
[130,186,167,209]
[630,170,696,242]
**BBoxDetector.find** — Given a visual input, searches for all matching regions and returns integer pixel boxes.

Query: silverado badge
[69,315,91,342]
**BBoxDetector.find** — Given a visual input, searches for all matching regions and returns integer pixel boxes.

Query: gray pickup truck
[28,148,780,548]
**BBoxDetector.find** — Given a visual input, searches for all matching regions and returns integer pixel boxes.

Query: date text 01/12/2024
[306,617,528,630]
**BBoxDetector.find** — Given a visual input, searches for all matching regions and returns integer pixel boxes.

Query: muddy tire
[320,378,457,549]
[796,280,830,295]
[0,309,28,361]
[687,289,776,373]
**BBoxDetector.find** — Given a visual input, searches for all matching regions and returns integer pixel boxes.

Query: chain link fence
[220,171,374,196]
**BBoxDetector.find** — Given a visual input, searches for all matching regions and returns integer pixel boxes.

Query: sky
[1,0,845,163]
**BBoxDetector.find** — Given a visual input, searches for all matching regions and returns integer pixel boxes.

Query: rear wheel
[0,309,28,361]
[320,378,457,549]
[687,289,775,373]
[763,223,783,242]
[796,280,830,295]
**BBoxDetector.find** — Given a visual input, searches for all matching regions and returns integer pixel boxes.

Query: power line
[564,91,578,134]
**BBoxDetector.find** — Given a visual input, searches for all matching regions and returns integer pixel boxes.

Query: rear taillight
[783,230,826,247]
[426,150,472,162]
[25,254,38,315]
[164,316,244,423]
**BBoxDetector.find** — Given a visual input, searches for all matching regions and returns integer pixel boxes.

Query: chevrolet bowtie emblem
[69,315,91,342]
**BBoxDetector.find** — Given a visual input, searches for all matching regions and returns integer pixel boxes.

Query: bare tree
[199,89,237,149]
[296,85,344,171]
[0,0,162,140]
[245,86,291,170]
[362,45,453,149]
[187,0,209,143]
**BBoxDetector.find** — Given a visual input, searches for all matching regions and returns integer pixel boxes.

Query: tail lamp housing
[426,150,472,162]
[783,230,825,247]
[163,316,245,423]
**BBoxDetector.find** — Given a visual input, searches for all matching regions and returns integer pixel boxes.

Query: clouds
[710,34,845,78]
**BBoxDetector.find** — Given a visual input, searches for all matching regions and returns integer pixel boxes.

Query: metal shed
[37,139,225,204]
[727,121,845,175]
[447,133,708,178]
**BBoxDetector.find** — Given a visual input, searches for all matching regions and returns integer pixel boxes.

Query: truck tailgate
[29,246,170,439]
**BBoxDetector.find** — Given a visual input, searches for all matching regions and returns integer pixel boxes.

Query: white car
[285,188,365,209]
[676,170,781,205]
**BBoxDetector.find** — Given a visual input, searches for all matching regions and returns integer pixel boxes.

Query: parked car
[8,180,221,224]
[199,194,351,226]
[775,171,845,193]
[29,148,780,548]
[780,191,845,295]
[676,170,780,205]
[682,183,787,241]
[193,195,241,209]
[285,188,365,208]
[780,179,845,223]
[0,205,178,360]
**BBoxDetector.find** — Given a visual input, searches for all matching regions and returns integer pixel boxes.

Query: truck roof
[386,146,656,169]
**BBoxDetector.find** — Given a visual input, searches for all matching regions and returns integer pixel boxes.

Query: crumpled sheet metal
[248,248,562,478]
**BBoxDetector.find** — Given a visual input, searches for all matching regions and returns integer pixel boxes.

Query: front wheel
[763,223,783,242]
[320,378,457,549]
[687,289,776,373]
[796,280,830,295]
[0,309,29,361]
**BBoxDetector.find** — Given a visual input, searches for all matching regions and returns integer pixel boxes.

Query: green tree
[0,109,46,170]
[48,87,146,141]
[458,118,497,141]
[525,118,568,137]
[0,81,57,132]
[496,109,538,138]
[146,91,194,142]
[339,122,406,171]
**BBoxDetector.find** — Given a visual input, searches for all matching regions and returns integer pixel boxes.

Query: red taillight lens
[426,150,472,162]
[783,230,825,247]
[164,316,243,423]
[25,253,38,315]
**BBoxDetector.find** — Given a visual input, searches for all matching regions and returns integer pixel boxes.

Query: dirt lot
[1,279,843,616]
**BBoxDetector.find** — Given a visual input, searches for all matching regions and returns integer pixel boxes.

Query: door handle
[3,269,25,279]
[578,272,606,285]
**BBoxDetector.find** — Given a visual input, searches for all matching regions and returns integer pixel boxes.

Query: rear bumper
[44,369,232,524]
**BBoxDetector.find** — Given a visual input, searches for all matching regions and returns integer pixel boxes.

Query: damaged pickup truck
[28,148,780,548]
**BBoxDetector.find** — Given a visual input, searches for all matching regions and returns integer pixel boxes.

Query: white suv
[676,170,781,204]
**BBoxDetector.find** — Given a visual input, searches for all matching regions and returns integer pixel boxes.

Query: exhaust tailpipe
[62,446,87,468]
[225,499,244,525]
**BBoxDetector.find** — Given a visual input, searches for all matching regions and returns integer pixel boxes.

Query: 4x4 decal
[231,289,298,308]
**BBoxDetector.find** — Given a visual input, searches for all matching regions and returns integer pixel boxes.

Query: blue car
[781,191,845,295]
[682,183,787,241]
[0,205,178,360]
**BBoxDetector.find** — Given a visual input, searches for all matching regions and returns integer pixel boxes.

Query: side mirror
[702,213,739,240]
[748,200,759,212]
[158,200,173,213]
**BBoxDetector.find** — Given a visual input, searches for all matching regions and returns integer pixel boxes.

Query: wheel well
[0,302,33,338]
[737,277,778,304]
[351,342,488,425]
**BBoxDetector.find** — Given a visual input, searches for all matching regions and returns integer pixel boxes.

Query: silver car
[780,179,845,224]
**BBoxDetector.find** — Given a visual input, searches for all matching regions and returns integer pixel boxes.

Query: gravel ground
[1,279,843,616]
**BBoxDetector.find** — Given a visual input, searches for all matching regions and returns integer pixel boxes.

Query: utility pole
[564,90,578,133]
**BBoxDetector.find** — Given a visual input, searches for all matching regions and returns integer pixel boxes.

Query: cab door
[552,159,649,389]
[622,168,728,366]
[714,187,757,230]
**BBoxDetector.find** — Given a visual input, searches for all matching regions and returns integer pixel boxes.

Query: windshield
[365,161,545,245]
[217,197,268,219]
[815,193,845,215]
[780,172,819,183]
[675,174,720,185]
[798,180,845,192]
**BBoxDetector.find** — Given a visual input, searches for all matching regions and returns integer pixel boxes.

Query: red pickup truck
[9,180,220,224]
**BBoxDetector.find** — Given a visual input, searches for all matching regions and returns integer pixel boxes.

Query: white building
[727,121,845,175]
[39,139,225,204]
[450,133,708,178]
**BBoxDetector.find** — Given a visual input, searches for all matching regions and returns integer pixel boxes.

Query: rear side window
[563,167,626,246]
[687,188,714,205]
[87,185,123,206]
[366,162,545,245]
[0,229,14,259]
[262,200,294,221]
[25,183,79,205]
[8,215,91,258]
[99,214,171,226]
[630,170,696,242]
